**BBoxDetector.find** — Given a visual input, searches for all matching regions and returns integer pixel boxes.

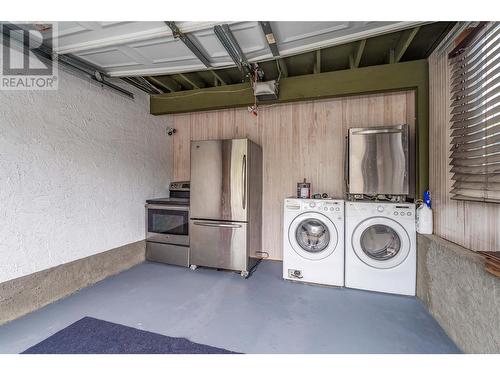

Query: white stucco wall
[0,69,172,283]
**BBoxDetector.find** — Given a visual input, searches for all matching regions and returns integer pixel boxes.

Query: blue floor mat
[22,317,238,354]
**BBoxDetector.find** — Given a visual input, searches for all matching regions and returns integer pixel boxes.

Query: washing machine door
[351,217,410,269]
[288,212,338,260]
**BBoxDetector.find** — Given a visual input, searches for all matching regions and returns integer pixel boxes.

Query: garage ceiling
[49,21,429,77]
[9,21,454,96]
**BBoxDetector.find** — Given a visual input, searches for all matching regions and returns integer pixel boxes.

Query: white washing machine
[283,198,344,286]
[345,201,416,296]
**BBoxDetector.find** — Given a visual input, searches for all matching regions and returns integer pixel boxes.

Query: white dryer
[345,201,416,296]
[283,198,344,286]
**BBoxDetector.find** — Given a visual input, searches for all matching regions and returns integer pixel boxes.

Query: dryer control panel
[346,202,415,220]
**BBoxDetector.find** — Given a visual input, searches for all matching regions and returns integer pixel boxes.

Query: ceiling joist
[388,48,395,64]
[147,76,181,93]
[145,77,170,93]
[349,39,366,69]
[210,70,229,86]
[392,26,421,63]
[314,50,321,74]
[178,73,206,90]
[278,59,288,78]
[136,76,164,94]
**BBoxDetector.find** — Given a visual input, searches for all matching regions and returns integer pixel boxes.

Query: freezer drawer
[146,242,190,267]
[190,220,250,272]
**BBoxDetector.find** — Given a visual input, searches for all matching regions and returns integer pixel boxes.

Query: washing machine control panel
[285,199,344,218]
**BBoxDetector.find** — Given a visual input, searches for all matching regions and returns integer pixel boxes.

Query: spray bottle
[416,190,433,234]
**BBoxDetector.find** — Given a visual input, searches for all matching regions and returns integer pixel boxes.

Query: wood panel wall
[429,48,500,252]
[172,91,415,260]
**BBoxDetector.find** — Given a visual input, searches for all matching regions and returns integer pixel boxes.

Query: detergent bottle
[416,190,433,234]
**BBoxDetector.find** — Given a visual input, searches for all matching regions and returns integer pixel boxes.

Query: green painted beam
[349,39,366,69]
[151,82,253,114]
[393,27,420,63]
[151,59,429,197]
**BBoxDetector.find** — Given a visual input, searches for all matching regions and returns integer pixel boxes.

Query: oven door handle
[146,204,189,211]
[192,221,242,229]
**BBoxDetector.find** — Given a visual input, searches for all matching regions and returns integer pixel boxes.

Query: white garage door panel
[130,38,194,63]
[77,48,143,69]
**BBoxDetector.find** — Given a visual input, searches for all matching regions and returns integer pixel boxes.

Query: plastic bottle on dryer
[416,190,433,234]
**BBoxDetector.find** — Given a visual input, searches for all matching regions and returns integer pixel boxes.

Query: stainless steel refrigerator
[189,138,262,277]
[346,124,410,198]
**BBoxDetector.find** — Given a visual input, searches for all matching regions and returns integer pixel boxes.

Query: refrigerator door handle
[242,154,247,210]
[350,128,402,135]
[192,221,243,229]
[344,135,349,192]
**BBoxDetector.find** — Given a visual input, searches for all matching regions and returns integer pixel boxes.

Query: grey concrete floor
[0,260,460,354]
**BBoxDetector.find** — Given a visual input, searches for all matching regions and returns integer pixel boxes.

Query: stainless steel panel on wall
[348,125,409,195]
[190,139,248,222]
[190,221,248,271]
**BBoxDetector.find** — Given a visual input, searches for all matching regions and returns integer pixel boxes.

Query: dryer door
[288,212,338,260]
[351,217,410,269]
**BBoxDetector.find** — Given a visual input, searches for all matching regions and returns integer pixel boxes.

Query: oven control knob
[377,205,384,212]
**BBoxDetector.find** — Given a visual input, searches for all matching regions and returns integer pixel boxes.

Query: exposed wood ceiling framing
[140,22,454,95]
[15,21,453,96]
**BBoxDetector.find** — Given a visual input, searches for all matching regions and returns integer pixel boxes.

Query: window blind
[449,22,500,203]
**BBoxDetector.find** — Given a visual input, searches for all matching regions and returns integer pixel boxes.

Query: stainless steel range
[145,181,190,267]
